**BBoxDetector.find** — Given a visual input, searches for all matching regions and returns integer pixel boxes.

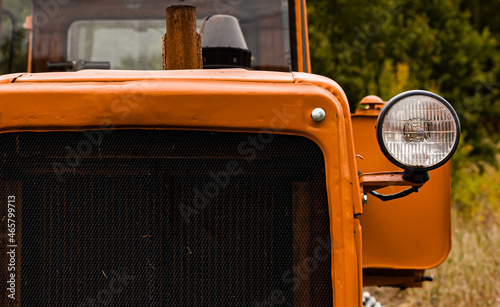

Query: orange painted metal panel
[294,0,304,72]
[295,0,311,72]
[302,0,312,73]
[352,112,452,270]
[0,69,362,306]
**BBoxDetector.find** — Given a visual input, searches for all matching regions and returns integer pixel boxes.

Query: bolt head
[311,108,326,122]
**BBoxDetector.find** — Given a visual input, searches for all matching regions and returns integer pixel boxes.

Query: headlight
[376,90,460,171]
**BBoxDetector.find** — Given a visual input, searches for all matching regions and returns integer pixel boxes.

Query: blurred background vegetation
[307,0,499,305]
[1,0,498,305]
[0,0,29,73]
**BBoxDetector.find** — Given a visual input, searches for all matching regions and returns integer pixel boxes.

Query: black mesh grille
[0,130,332,306]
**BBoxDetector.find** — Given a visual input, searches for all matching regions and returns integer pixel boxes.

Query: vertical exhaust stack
[163,5,202,70]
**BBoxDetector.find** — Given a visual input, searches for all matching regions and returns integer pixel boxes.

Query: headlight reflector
[376,90,460,171]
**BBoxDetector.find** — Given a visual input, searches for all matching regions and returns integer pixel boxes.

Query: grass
[364,153,500,307]
[365,214,500,306]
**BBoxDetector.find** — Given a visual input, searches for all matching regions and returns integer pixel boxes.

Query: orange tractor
[0,1,460,306]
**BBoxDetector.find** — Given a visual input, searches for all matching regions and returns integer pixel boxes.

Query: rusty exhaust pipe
[163,5,202,70]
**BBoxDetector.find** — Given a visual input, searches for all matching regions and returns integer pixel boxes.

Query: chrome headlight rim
[376,90,461,171]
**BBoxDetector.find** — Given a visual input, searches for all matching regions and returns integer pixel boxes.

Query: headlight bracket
[402,169,430,184]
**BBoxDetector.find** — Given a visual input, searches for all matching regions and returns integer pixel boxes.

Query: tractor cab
[26,0,310,73]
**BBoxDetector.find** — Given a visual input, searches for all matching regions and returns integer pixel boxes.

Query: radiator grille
[0,130,333,306]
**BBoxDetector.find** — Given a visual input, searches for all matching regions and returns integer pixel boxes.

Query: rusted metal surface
[196,31,202,68]
[162,34,167,70]
[359,171,422,194]
[165,5,202,70]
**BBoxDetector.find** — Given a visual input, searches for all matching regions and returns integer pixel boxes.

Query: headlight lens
[376,90,460,171]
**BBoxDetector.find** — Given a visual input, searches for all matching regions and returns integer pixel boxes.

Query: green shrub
[452,136,500,223]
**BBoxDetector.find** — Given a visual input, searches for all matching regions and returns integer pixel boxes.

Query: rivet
[311,108,326,122]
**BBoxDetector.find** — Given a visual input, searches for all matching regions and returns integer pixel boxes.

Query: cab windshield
[32,0,291,72]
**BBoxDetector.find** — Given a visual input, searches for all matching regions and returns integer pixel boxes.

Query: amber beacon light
[376,90,461,174]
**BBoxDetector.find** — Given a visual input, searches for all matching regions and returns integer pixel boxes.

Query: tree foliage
[0,0,30,74]
[308,0,500,164]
